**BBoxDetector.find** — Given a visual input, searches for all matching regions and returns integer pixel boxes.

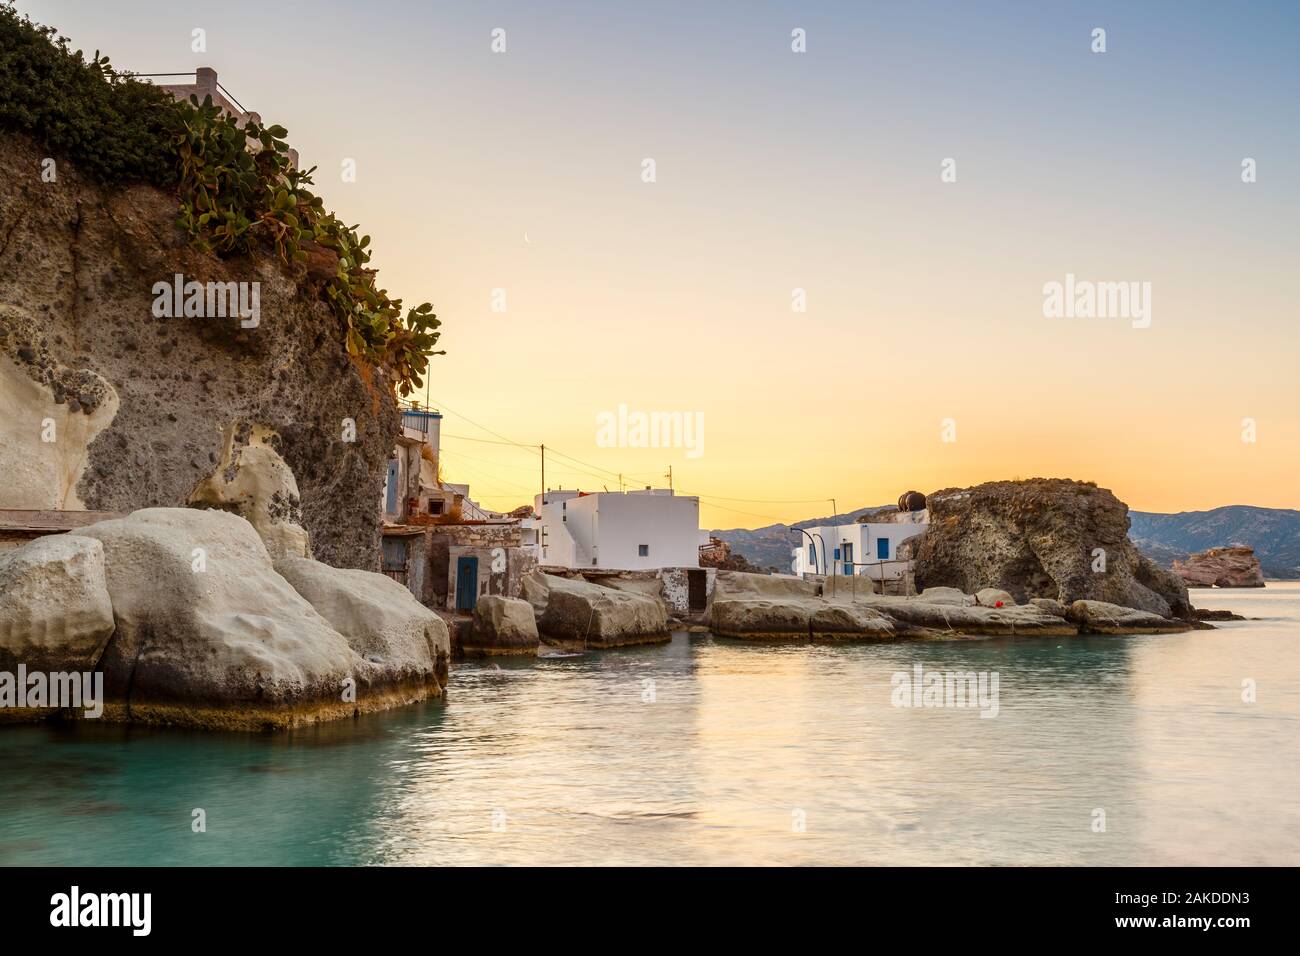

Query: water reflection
[2,585,1298,865]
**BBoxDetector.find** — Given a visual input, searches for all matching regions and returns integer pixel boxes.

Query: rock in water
[809,604,897,642]
[1172,546,1266,588]
[1067,600,1192,634]
[863,597,1078,637]
[0,535,115,672]
[913,479,1191,619]
[72,508,445,729]
[275,555,450,683]
[710,599,814,639]
[465,595,540,656]
[528,573,669,647]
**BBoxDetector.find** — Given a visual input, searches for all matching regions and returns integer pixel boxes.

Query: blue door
[385,459,400,514]
[455,556,479,612]
[877,537,890,559]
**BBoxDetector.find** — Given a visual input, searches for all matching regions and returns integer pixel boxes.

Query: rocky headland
[913,479,1191,619]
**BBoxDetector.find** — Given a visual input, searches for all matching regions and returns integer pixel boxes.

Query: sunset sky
[19,0,1300,526]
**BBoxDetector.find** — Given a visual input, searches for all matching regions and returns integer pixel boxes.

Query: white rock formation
[0,352,119,509]
[276,555,449,682]
[65,508,444,729]
[188,424,311,559]
[0,534,115,670]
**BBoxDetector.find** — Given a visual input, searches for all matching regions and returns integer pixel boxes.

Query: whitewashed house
[792,505,928,583]
[380,405,494,523]
[535,488,701,570]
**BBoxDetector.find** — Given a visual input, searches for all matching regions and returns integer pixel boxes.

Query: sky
[17,0,1300,526]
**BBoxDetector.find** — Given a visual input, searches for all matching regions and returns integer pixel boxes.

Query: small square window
[638,544,649,557]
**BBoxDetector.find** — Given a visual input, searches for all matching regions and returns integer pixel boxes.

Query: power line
[692,497,790,523]
[434,397,821,511]
[441,433,540,451]
[689,493,831,504]
[425,397,537,449]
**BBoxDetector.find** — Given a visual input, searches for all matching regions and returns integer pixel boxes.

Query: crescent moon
[523,232,533,245]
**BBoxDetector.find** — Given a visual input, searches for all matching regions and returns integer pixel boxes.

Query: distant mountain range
[712,504,1300,580]
[1129,506,1300,579]
[711,506,885,573]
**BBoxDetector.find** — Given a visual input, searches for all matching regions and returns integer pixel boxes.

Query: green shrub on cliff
[0,5,174,184]
[0,3,443,396]
[171,96,444,395]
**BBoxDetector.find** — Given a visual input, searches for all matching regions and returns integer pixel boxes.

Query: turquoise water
[2,584,1299,866]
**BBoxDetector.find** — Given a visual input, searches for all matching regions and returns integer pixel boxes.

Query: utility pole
[540,444,545,504]
[665,465,673,491]
[830,498,837,518]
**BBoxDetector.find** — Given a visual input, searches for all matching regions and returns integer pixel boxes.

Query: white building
[792,509,928,583]
[535,488,701,570]
[381,405,493,523]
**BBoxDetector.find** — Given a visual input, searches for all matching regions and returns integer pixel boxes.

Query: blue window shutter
[833,547,841,560]
[385,460,399,512]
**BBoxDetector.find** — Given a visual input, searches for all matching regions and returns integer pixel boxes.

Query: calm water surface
[3,585,1299,866]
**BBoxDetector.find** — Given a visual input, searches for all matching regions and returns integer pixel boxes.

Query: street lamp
[791,527,828,585]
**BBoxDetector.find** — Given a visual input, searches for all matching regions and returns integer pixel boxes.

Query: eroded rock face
[1172,546,1266,588]
[913,479,1191,619]
[528,572,670,647]
[190,425,311,560]
[0,351,119,510]
[0,132,398,569]
[68,508,444,729]
[466,595,540,655]
[0,535,114,671]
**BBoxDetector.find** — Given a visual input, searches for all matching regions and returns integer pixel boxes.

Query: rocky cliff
[1172,546,1266,588]
[912,479,1191,619]
[0,132,397,569]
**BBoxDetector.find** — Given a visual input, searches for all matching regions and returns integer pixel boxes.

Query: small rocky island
[1173,546,1266,588]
